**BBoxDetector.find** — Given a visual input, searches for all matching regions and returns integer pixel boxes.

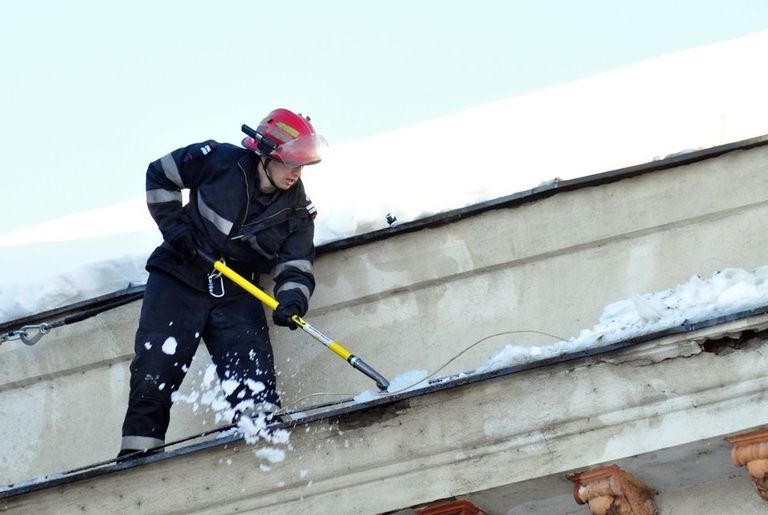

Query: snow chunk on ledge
[476,266,768,373]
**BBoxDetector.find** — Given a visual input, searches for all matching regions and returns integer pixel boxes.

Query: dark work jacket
[144,140,316,310]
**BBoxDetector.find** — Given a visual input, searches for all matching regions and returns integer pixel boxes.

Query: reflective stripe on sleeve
[272,259,313,277]
[197,191,234,236]
[146,189,182,204]
[274,281,310,301]
[160,153,184,189]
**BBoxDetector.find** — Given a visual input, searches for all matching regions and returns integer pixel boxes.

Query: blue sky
[3,0,768,233]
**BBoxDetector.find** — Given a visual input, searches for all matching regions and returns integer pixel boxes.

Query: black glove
[170,231,198,260]
[272,302,303,330]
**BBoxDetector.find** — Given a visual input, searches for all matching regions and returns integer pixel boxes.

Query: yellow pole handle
[212,260,352,360]
[212,261,277,310]
[199,251,389,390]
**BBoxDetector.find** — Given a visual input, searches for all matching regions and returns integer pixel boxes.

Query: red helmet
[242,108,327,167]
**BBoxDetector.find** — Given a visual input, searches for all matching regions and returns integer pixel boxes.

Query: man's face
[268,160,304,190]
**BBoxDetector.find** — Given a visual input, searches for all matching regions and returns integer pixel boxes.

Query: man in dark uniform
[119,108,327,457]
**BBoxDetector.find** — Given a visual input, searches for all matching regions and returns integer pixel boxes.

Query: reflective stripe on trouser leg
[121,435,165,452]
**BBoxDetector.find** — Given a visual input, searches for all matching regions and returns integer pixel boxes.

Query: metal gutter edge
[0,285,145,334]
[3,303,768,500]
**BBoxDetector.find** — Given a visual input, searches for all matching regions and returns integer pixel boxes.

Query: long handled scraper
[197,249,390,391]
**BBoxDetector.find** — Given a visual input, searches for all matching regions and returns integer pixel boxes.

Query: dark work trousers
[120,270,279,452]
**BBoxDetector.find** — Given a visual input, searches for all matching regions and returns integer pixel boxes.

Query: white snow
[221,379,240,396]
[342,266,768,402]
[161,337,178,355]
[355,369,430,400]
[246,380,266,394]
[474,267,768,373]
[3,31,768,324]
[171,365,293,450]
[253,447,286,464]
[202,364,218,388]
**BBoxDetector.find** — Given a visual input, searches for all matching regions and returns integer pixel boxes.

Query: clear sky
[3,0,768,233]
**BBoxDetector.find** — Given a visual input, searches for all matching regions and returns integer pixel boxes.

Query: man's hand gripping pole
[197,249,390,391]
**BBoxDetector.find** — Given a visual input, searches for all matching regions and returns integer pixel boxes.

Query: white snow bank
[475,267,768,373]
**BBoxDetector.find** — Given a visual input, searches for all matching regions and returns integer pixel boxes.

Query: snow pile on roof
[339,267,768,404]
[476,267,768,373]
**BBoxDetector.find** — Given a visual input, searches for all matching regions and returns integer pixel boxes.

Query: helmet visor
[272,134,328,167]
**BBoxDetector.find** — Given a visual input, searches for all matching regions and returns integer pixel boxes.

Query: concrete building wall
[1,142,767,498]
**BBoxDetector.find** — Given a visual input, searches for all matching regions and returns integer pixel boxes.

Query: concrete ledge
[3,313,768,514]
